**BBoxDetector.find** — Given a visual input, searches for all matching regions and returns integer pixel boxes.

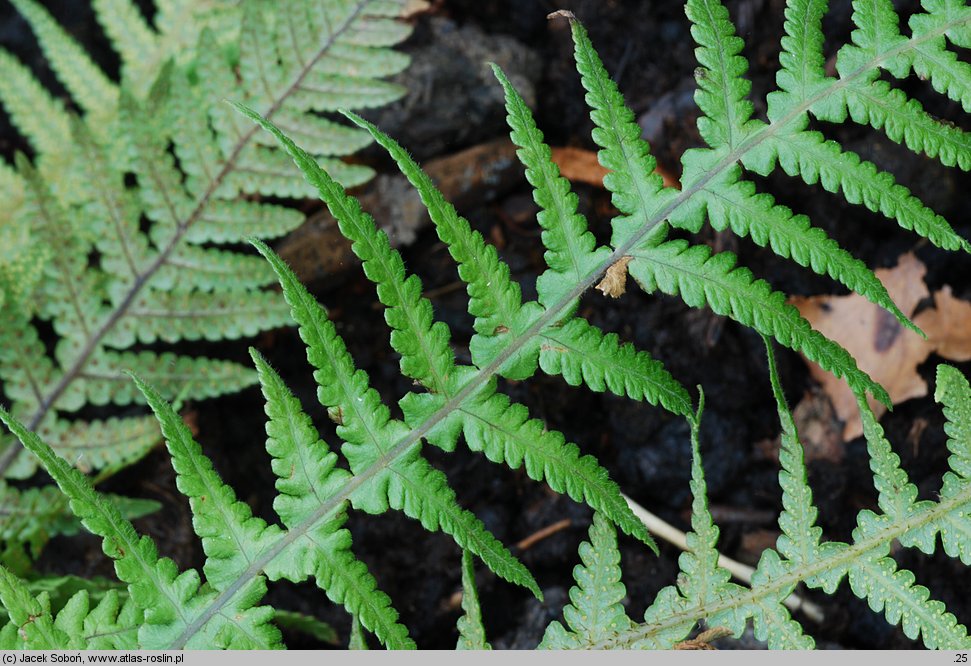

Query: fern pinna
[0,0,415,484]
[0,0,969,650]
[539,355,971,650]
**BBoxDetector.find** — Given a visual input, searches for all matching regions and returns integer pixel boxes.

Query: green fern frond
[491,64,611,312]
[627,238,890,404]
[937,364,971,481]
[546,354,971,650]
[540,512,633,649]
[240,105,656,551]
[8,0,118,125]
[0,0,416,480]
[2,0,971,651]
[456,551,491,650]
[0,484,158,572]
[687,0,759,149]
[0,408,281,650]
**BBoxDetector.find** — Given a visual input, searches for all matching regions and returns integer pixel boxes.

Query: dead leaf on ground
[915,285,971,362]
[550,146,679,189]
[596,256,632,298]
[790,252,971,441]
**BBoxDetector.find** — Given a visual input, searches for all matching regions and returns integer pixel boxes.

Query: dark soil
[3,0,971,651]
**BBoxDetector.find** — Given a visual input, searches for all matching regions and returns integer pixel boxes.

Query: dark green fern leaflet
[0,0,415,480]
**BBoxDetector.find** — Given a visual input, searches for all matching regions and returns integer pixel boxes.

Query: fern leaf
[0,483,159,568]
[0,312,56,415]
[677,393,741,615]
[764,339,824,570]
[18,157,104,342]
[227,146,374,197]
[0,0,415,481]
[234,103,453,391]
[746,551,815,648]
[846,547,969,648]
[133,372,284,589]
[857,397,921,521]
[345,112,525,339]
[61,589,142,649]
[251,350,414,649]
[491,63,611,311]
[627,239,889,404]
[349,614,369,650]
[456,551,491,650]
[90,0,159,87]
[79,351,256,406]
[0,566,71,649]
[119,289,292,344]
[271,610,338,645]
[188,200,305,244]
[687,0,759,149]
[775,0,829,103]
[839,78,971,170]
[456,383,653,549]
[0,51,72,166]
[904,3,971,112]
[540,513,633,649]
[253,240,539,599]
[38,416,160,475]
[9,0,118,124]
[156,246,277,293]
[568,17,677,248]
[937,364,971,479]
[699,169,917,334]
[144,362,412,649]
[71,120,151,283]
[0,408,279,650]
[538,317,692,417]
[757,128,970,252]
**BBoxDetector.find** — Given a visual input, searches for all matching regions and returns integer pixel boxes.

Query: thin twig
[515,518,572,551]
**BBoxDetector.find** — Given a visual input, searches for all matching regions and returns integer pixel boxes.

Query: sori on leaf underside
[0,0,969,650]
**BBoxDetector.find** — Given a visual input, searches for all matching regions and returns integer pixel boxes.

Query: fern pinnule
[456,550,491,650]
[540,511,633,649]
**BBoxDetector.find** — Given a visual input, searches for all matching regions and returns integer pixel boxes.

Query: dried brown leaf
[793,254,971,441]
[790,253,930,441]
[914,285,971,362]
[550,146,680,189]
[596,256,632,298]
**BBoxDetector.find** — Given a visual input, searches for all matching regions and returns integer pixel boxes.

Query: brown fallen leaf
[550,146,680,189]
[915,285,971,362]
[791,252,971,441]
[596,256,632,298]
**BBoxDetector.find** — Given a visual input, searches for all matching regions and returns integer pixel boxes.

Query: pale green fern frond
[0,0,415,481]
[539,351,971,650]
[456,551,491,650]
[540,512,634,649]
